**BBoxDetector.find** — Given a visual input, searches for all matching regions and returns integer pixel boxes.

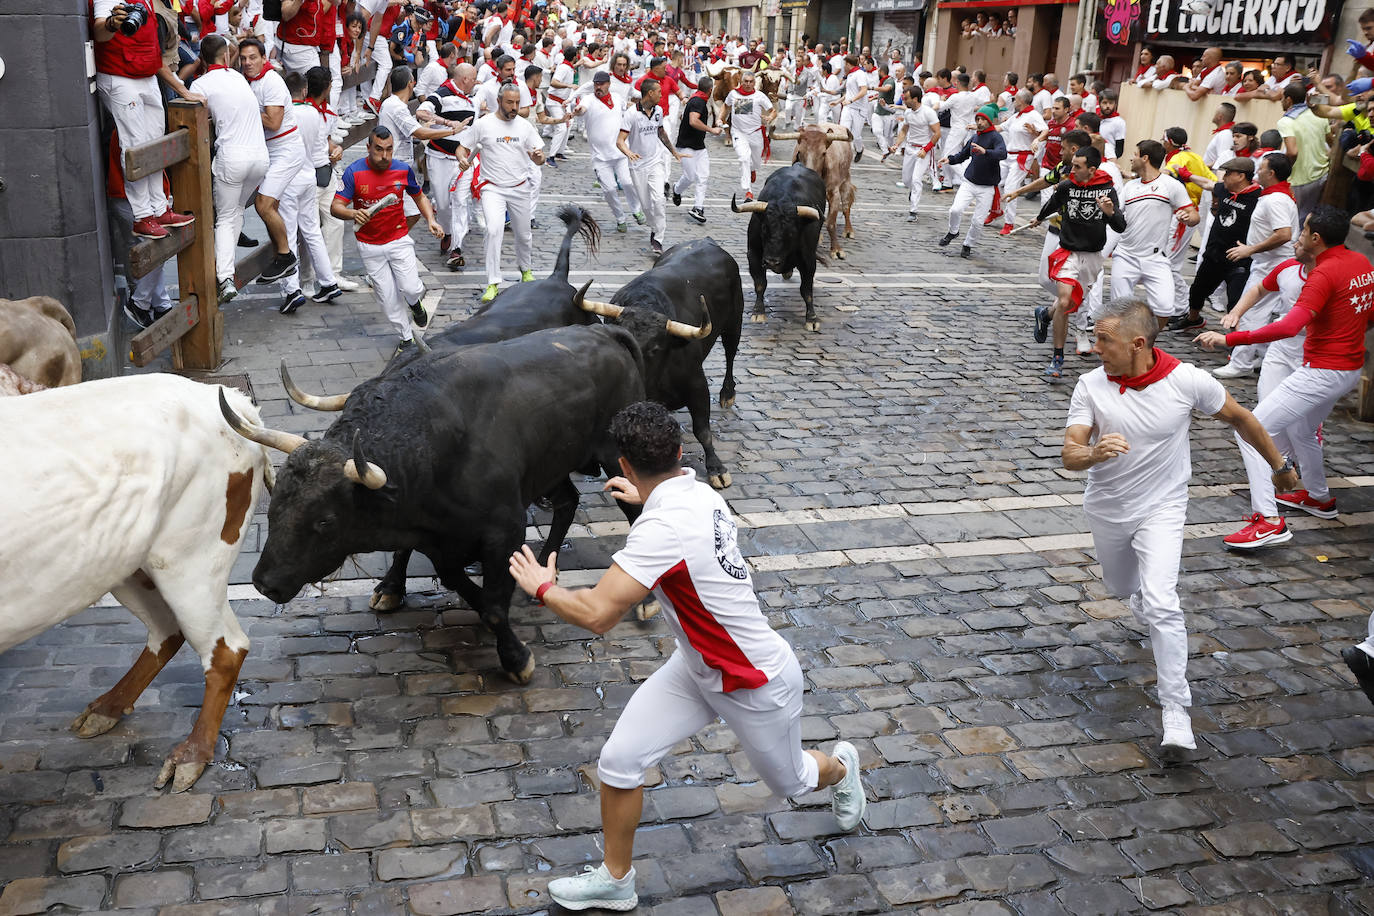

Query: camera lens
[119,4,148,35]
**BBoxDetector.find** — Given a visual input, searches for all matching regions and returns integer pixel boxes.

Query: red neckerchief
[846,65,860,76]
[1194,64,1218,82]
[692,90,708,101]
[974,82,986,91]
[735,87,754,96]
[976,123,995,134]
[1229,181,1262,199]
[1154,69,1177,82]
[1253,146,1276,156]
[1262,181,1294,199]
[1134,64,1151,78]
[205,63,231,72]
[1069,168,1115,188]
[612,71,632,83]
[1213,121,1235,134]
[595,91,615,108]
[1107,349,1180,393]
[245,62,275,82]
[1018,105,1035,115]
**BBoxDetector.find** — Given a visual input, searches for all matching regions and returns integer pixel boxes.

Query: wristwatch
[1271,457,1294,475]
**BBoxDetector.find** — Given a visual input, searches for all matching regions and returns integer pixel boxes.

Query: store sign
[853,0,926,11]
[1143,0,1343,44]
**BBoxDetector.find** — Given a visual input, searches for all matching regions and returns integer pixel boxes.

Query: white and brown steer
[0,374,271,791]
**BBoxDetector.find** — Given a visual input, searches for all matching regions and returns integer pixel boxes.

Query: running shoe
[1044,355,1064,379]
[937,232,956,247]
[689,208,706,224]
[1212,362,1253,378]
[439,234,451,255]
[238,231,259,247]
[1165,313,1205,332]
[1033,306,1050,343]
[520,268,536,282]
[1222,512,1292,549]
[312,283,342,303]
[157,209,195,228]
[392,337,414,359]
[633,211,646,225]
[446,248,465,271]
[1076,332,1092,356]
[960,245,972,259]
[650,235,663,256]
[999,223,1013,236]
[906,212,919,222]
[132,217,168,240]
[853,149,863,162]
[123,302,155,329]
[616,221,628,233]
[547,864,637,912]
[258,251,299,283]
[1342,646,1374,707]
[279,289,306,315]
[217,277,237,304]
[1161,701,1196,750]
[830,741,866,831]
[481,284,499,302]
[1275,490,1338,519]
[409,297,431,329]
[672,188,682,206]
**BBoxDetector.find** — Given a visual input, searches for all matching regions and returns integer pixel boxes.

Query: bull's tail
[552,205,600,283]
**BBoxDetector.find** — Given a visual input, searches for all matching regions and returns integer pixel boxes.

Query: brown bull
[771,123,856,259]
[708,65,743,144]
[757,69,785,106]
[0,296,81,392]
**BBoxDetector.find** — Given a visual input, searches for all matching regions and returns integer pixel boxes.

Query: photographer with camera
[93,0,195,241]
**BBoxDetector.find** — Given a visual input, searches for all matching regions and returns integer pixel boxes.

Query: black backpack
[263,0,282,21]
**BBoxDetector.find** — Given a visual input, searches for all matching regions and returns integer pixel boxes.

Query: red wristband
[923,140,935,153]
[535,581,555,605]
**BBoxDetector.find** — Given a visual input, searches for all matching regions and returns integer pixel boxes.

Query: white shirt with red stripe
[1260,258,1310,364]
[1117,172,1192,256]
[249,67,301,153]
[612,471,794,693]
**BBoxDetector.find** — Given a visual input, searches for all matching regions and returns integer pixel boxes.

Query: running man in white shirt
[838,56,871,159]
[1112,140,1199,325]
[456,83,547,302]
[1064,298,1294,753]
[577,71,644,232]
[239,38,301,288]
[509,401,867,914]
[618,78,684,257]
[723,71,776,200]
[997,88,1045,234]
[888,84,940,220]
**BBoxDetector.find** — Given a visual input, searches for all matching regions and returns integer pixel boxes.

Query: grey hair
[1098,298,1158,347]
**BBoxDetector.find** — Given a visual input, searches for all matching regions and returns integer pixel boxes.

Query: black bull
[732,163,827,331]
[220,325,645,683]
[577,239,744,490]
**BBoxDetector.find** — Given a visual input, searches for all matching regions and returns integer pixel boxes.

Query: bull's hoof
[71,707,122,739]
[719,393,736,409]
[637,599,662,621]
[844,227,855,239]
[751,311,766,324]
[369,588,405,612]
[709,472,732,489]
[804,319,821,333]
[832,249,846,260]
[507,651,537,685]
[155,740,211,792]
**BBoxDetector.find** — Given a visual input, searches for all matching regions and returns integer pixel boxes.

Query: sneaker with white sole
[409,297,431,329]
[1275,489,1338,519]
[312,283,342,303]
[334,276,361,292]
[1076,333,1092,355]
[632,211,646,225]
[830,740,867,831]
[1222,512,1292,550]
[547,864,637,912]
[1212,362,1253,379]
[1161,701,1196,750]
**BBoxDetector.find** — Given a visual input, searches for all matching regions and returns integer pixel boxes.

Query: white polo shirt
[612,471,793,693]
[459,112,542,187]
[1066,362,1226,523]
[1118,173,1193,255]
[1246,190,1300,276]
[580,92,628,161]
[620,103,665,170]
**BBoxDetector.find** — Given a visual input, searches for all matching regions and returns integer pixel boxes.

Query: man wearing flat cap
[1170,156,1263,332]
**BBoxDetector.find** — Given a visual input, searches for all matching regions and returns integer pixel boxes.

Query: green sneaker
[831,740,867,831]
[481,284,499,302]
[547,864,637,912]
[632,211,646,225]
[520,268,535,282]
[616,221,627,233]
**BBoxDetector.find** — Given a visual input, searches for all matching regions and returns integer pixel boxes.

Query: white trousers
[732,129,764,193]
[870,111,894,150]
[277,40,320,75]
[443,163,475,249]
[1038,229,1060,295]
[947,182,995,247]
[1167,227,1196,316]
[1110,248,1175,317]
[279,170,335,293]
[943,127,971,184]
[1001,155,1033,225]
[210,155,267,282]
[629,159,667,239]
[328,47,342,112]
[479,182,533,286]
[839,105,867,153]
[1228,264,1281,371]
[784,96,806,128]
[1088,502,1191,707]
[1257,323,1306,403]
[1239,367,1360,516]
[368,35,391,102]
[597,649,819,799]
[316,179,346,279]
[96,72,168,220]
[902,149,931,212]
[427,151,460,239]
[665,95,682,147]
[547,100,570,156]
[357,235,422,340]
[674,147,710,209]
[1083,231,1118,320]
[131,262,170,313]
[593,156,639,222]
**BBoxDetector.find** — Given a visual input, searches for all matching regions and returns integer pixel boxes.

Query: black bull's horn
[730,195,819,221]
[219,388,307,454]
[580,294,713,339]
[280,359,348,411]
[344,429,388,490]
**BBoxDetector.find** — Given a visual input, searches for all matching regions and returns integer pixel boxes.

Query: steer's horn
[280,359,348,411]
[795,205,822,220]
[666,300,714,340]
[219,388,307,454]
[731,194,767,214]
[344,429,388,490]
[579,296,624,319]
[824,128,854,144]
[414,333,431,355]
[770,130,801,141]
[573,279,593,309]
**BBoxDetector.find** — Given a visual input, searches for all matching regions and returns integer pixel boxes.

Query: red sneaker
[1222,513,1292,550]
[983,209,1004,225]
[132,216,169,240]
[1275,489,1337,519]
[998,223,1014,236]
[158,209,195,228]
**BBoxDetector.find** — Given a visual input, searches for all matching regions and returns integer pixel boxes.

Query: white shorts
[1047,247,1106,314]
[598,649,819,799]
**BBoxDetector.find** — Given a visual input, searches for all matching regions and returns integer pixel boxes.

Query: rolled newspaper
[363,193,399,216]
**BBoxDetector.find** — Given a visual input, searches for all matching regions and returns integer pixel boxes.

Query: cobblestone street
[2,133,1373,915]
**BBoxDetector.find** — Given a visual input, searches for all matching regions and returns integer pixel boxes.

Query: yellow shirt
[1164,149,1214,207]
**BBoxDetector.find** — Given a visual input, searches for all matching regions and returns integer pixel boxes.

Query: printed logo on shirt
[713,509,748,580]
[734,99,754,116]
[1218,208,1237,228]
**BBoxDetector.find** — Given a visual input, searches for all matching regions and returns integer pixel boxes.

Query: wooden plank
[166,100,222,371]
[124,128,192,182]
[127,223,195,280]
[233,243,276,291]
[341,61,377,92]
[129,295,200,368]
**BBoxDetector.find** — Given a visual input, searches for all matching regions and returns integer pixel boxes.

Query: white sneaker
[1212,362,1252,379]
[1161,701,1196,750]
[333,276,360,292]
[547,864,637,912]
[1076,333,1092,356]
[830,740,867,831]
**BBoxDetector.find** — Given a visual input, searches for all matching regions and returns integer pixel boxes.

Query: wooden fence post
[166,100,220,371]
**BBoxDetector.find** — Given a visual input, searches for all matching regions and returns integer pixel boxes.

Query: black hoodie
[1036,168,1127,252]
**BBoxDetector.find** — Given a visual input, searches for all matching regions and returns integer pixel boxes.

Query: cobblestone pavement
[3,127,1374,916]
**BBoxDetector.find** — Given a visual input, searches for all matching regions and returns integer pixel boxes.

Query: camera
[401,2,433,23]
[1356,130,1374,146]
[117,2,148,35]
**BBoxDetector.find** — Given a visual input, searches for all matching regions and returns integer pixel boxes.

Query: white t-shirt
[900,105,938,149]
[1032,88,1053,114]
[459,112,542,187]
[971,84,993,107]
[292,100,330,168]
[1002,107,1046,152]
[1118,173,1193,255]
[1197,65,1227,94]
[476,77,535,115]
[1099,114,1127,156]
[379,94,422,162]
[1246,191,1299,275]
[1259,258,1310,363]
[843,68,871,114]
[195,67,268,159]
[724,89,772,135]
[580,92,628,161]
[1081,92,1099,113]
[249,67,302,153]
[1067,363,1226,522]
[415,59,448,100]
[1134,66,1158,87]
[620,103,666,169]
[1203,128,1232,170]
[548,61,576,101]
[942,90,980,132]
[612,471,793,693]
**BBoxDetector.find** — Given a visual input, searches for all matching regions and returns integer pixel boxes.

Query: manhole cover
[186,372,254,400]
